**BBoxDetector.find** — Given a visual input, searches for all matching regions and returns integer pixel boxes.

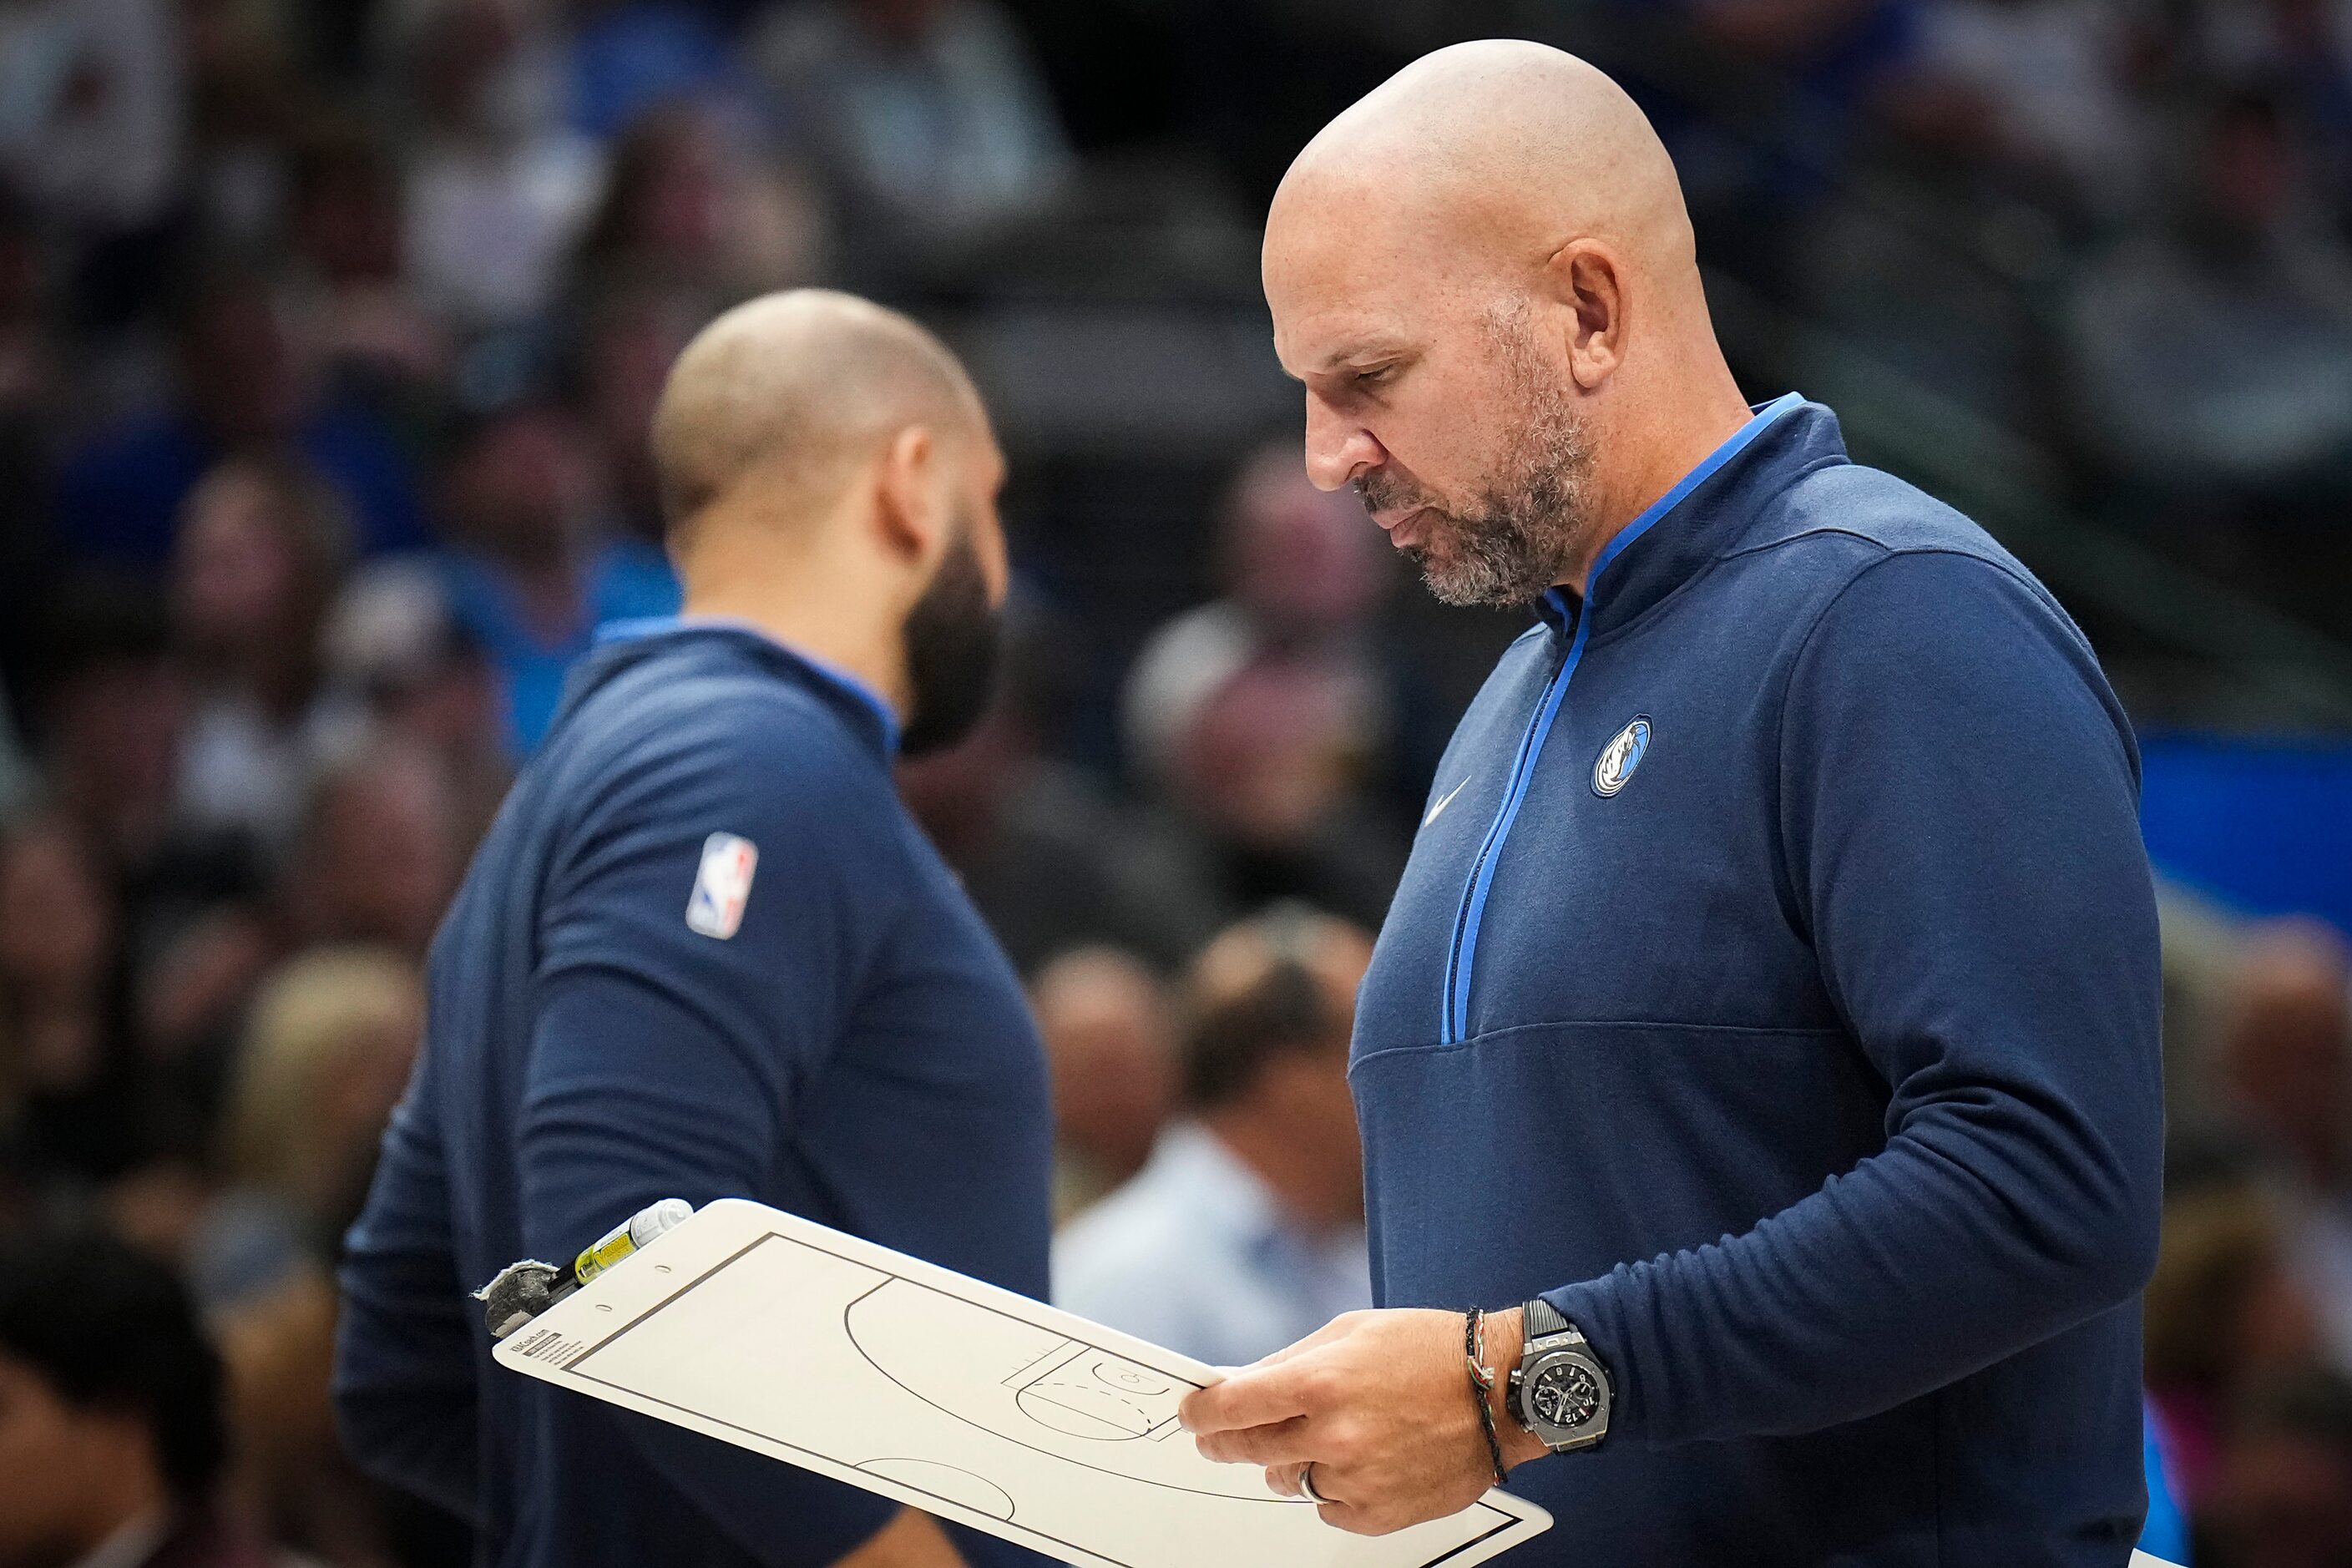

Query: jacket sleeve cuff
[1538,1273,1642,1446]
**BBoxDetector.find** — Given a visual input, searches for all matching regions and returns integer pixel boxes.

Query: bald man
[1180,43,2164,1567]
[336,291,1055,1568]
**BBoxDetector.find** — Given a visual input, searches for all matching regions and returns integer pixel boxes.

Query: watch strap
[1521,1297,1571,1340]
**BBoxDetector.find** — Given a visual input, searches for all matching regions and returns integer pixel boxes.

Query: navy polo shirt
[335,621,1056,1568]
[1354,397,2163,1565]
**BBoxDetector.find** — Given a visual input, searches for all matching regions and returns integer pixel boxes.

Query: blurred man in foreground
[0,1227,276,1568]
[1056,906,1373,1367]
[1181,41,2163,1566]
[336,290,1054,1568]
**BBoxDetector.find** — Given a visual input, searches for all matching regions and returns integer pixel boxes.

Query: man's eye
[1354,365,1396,388]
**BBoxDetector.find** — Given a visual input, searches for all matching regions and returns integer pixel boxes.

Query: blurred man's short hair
[1181,904,1370,1110]
[0,1227,229,1499]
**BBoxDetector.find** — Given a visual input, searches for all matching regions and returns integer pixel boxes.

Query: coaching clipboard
[491,1198,1552,1568]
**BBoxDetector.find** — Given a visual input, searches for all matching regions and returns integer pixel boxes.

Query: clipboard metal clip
[473,1198,695,1338]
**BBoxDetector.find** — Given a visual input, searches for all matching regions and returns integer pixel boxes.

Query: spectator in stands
[432,391,677,751]
[1916,0,2162,220]
[193,950,425,1565]
[1029,948,1178,1221]
[2064,88,2352,490]
[286,119,448,393]
[52,270,427,571]
[2184,0,2352,197]
[283,740,458,959]
[2218,920,2352,1371]
[28,587,185,873]
[1056,905,1373,1368]
[322,563,513,851]
[574,283,712,549]
[0,0,183,241]
[394,0,603,328]
[1153,650,1409,933]
[0,1227,282,1568]
[2146,1182,2326,1509]
[1125,445,1381,763]
[0,816,140,1185]
[1125,441,1445,833]
[217,945,422,1273]
[23,589,271,1124]
[179,0,314,250]
[748,0,1071,244]
[169,458,355,856]
[214,1265,388,1568]
[129,738,455,1144]
[567,102,827,307]
[2199,1366,2352,1568]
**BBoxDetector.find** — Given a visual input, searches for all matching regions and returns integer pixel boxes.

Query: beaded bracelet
[1464,1307,1509,1486]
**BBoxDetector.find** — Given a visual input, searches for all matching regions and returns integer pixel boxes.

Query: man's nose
[1302,396,1383,493]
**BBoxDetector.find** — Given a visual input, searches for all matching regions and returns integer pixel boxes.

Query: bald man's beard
[899,524,1003,758]
[1353,317,1599,609]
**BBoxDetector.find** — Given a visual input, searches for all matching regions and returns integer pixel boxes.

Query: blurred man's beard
[1354,309,1598,609]
[899,524,1003,757]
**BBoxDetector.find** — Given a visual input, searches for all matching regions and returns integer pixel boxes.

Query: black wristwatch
[1507,1299,1611,1454]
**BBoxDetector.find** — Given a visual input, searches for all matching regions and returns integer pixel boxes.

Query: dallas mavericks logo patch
[1591,717,1651,798]
[687,832,760,938]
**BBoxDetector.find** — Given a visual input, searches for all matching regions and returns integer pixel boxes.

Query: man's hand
[1177,1308,1547,1535]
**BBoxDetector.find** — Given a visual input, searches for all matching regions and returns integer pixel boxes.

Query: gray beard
[1354,316,1599,609]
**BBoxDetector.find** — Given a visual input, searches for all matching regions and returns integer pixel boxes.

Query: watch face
[1530,1360,1601,1431]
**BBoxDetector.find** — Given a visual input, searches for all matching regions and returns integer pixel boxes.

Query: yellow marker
[574,1198,695,1285]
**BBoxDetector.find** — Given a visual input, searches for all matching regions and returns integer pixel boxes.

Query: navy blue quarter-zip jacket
[1355,396,2163,1566]
[335,623,1055,1568]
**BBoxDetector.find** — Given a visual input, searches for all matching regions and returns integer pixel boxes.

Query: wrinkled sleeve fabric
[517,710,906,1564]
[1543,547,2164,1444]
[335,1042,483,1525]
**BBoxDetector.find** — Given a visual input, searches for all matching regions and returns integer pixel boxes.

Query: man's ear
[1548,242,1626,391]
[873,424,947,569]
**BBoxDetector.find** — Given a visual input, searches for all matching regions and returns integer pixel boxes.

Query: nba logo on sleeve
[686,832,759,939]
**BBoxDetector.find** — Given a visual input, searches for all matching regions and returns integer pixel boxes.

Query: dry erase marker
[476,1198,695,1338]
[576,1197,695,1283]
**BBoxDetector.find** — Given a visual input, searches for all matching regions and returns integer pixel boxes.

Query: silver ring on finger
[1298,1463,1328,1506]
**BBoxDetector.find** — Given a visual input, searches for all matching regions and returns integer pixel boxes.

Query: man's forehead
[1266,216,1461,377]
[1278,322,1412,378]
[1269,274,1440,381]
[1267,234,1413,366]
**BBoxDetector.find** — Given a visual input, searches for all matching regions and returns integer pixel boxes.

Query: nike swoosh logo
[1424,776,1472,827]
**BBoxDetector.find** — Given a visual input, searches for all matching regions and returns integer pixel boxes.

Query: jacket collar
[580,617,902,759]
[1534,394,1845,640]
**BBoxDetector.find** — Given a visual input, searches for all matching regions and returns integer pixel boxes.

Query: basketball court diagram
[844,1273,1290,1501]
[493,1199,1551,1568]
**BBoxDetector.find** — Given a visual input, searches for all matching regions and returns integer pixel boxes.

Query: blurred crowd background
[0,2,2347,1565]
